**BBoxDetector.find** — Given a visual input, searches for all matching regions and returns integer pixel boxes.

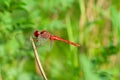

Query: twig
[0,70,2,80]
[30,36,48,80]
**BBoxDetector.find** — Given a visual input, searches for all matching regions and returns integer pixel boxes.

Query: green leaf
[80,54,101,80]
[0,45,5,57]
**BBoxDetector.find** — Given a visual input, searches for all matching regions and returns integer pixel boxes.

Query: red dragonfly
[34,30,80,47]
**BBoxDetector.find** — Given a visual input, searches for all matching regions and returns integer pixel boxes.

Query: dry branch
[30,36,48,80]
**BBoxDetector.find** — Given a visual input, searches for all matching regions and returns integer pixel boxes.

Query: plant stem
[30,36,48,80]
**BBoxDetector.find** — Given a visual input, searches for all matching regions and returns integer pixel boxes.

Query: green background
[0,0,120,80]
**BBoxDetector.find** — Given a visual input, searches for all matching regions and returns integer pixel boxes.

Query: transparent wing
[35,35,54,51]
[49,39,54,50]
[34,35,48,46]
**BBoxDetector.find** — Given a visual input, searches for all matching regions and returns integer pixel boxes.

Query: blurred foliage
[0,0,120,80]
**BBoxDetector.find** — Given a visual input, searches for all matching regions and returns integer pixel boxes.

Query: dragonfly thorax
[40,30,51,39]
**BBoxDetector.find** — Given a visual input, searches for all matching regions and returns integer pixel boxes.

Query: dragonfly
[34,30,80,47]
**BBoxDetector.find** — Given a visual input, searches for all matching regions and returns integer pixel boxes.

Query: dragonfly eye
[34,30,39,37]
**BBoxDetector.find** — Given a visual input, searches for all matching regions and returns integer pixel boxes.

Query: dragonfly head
[34,30,40,37]
[34,30,47,37]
